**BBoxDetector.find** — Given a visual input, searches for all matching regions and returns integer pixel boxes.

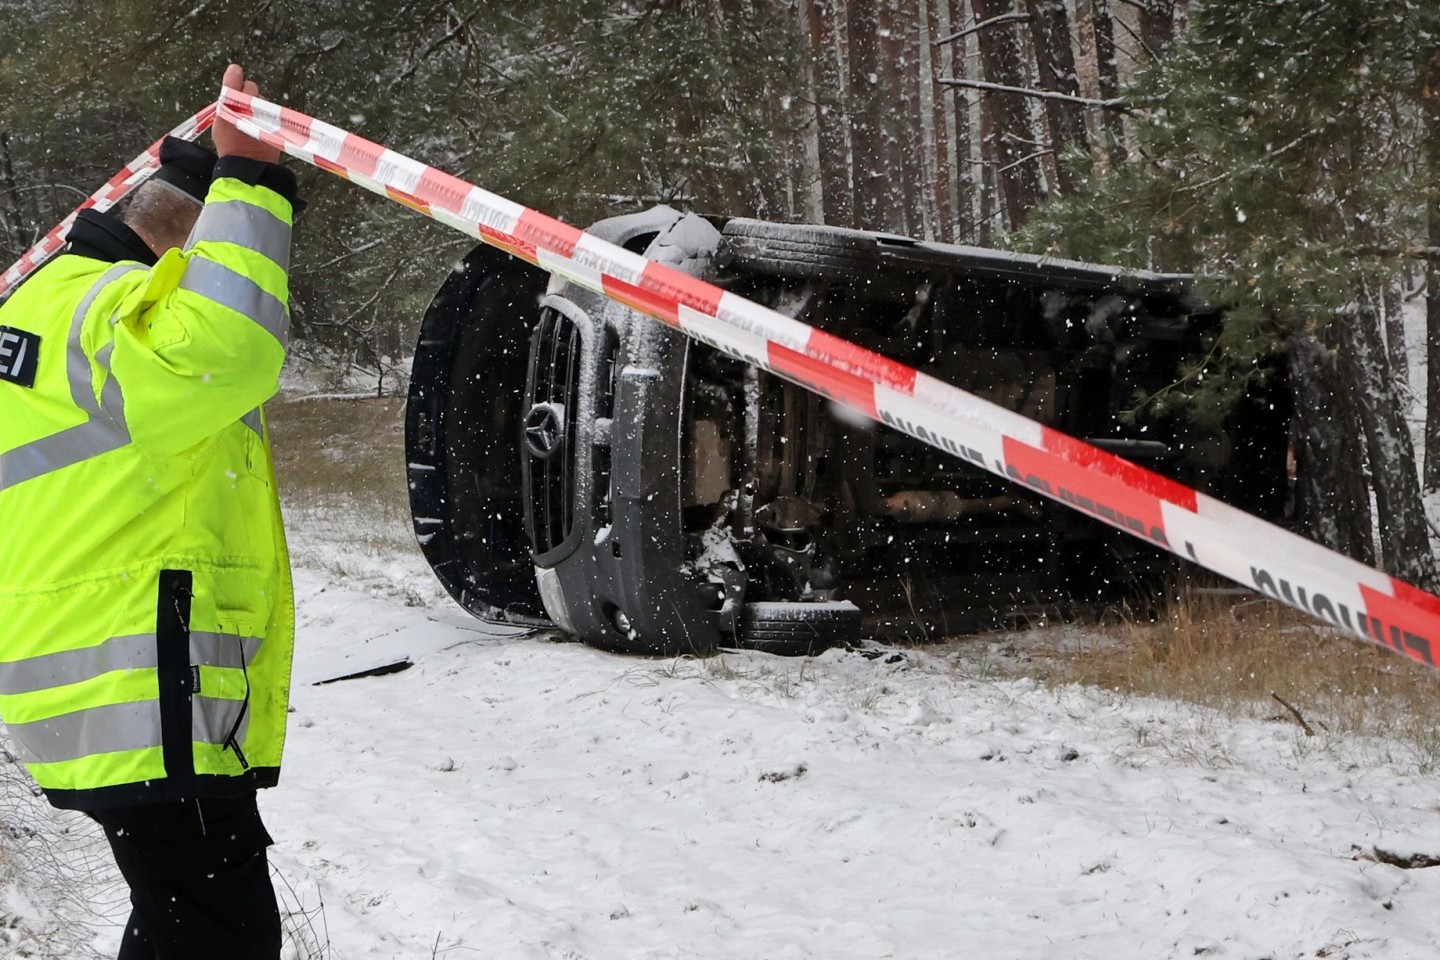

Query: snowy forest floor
[4,381,1440,960]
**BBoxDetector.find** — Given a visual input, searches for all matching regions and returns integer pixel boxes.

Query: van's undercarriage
[406,208,1291,655]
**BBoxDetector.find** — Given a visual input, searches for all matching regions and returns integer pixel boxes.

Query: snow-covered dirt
[266,565,1440,960]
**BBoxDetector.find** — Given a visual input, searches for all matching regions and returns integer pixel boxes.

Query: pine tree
[1021,0,1440,586]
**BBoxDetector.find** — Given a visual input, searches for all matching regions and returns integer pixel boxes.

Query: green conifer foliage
[0,0,804,371]
[1021,0,1439,581]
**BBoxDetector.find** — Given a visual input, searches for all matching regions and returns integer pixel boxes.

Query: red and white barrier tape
[14,88,1440,671]
[0,106,216,300]
[212,86,1440,672]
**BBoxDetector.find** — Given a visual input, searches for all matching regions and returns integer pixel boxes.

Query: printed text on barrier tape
[0,106,217,300]
[118,87,1433,673]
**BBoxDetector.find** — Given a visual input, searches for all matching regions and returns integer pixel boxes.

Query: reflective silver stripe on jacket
[187,199,292,273]
[177,257,289,344]
[7,694,251,765]
[0,631,264,696]
[191,199,291,265]
[193,695,249,748]
[241,408,263,435]
[191,631,264,671]
[6,700,162,765]
[64,268,133,415]
[0,264,141,493]
[0,426,126,492]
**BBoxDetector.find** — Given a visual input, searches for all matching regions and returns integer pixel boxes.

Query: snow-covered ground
[6,519,1440,959]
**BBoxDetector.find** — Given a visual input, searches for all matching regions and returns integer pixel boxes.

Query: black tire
[720,219,879,283]
[723,218,877,250]
[729,601,861,656]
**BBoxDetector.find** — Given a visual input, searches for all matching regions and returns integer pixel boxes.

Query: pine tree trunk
[977,93,997,245]
[949,0,978,241]
[1287,335,1376,564]
[969,0,1042,229]
[878,0,923,234]
[1024,0,1087,195]
[1337,284,1437,588]
[1383,273,1409,391]
[1423,48,1440,492]
[806,0,855,227]
[900,1,930,237]
[925,0,956,242]
[1139,0,1177,58]
[788,0,822,221]
[1428,211,1440,491]
[847,0,890,230]
[1088,0,1125,152]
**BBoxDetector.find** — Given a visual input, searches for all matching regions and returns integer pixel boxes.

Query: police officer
[0,64,300,959]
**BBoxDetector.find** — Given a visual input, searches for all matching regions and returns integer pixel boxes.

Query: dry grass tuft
[0,749,123,957]
[266,394,418,575]
[268,393,410,519]
[968,589,1440,771]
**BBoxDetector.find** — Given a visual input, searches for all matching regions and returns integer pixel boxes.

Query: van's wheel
[728,601,861,656]
[720,220,879,283]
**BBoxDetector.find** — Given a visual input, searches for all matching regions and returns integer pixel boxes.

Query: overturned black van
[405,207,1291,656]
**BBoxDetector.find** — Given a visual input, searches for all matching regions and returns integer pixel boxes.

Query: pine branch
[939,77,1130,110]
[1111,10,1160,64]
[135,1,215,54]
[1349,245,1440,261]
[1270,692,1315,737]
[300,240,388,274]
[391,4,484,90]
[934,13,1031,47]
[1172,130,1323,194]
[997,148,1053,175]
[5,184,90,201]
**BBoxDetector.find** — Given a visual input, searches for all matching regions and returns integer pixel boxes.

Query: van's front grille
[593,330,620,532]
[523,308,581,556]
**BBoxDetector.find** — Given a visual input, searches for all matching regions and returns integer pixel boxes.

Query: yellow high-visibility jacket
[0,159,297,810]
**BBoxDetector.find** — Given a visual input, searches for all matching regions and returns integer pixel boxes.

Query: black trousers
[87,795,282,960]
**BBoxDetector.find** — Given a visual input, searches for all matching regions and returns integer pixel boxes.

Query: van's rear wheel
[727,601,861,656]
